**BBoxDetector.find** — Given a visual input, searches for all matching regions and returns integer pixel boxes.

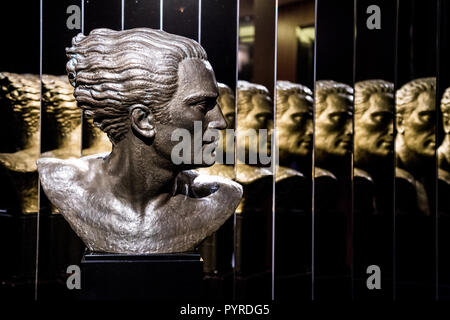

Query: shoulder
[354,167,374,183]
[176,170,243,201]
[37,154,106,208]
[314,167,337,180]
[275,166,304,183]
[235,164,273,184]
[395,167,416,185]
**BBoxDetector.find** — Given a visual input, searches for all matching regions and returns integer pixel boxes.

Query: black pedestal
[79,251,204,300]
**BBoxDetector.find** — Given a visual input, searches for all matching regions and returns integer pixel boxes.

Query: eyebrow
[183,93,217,104]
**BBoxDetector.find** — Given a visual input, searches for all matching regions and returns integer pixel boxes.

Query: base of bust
[79,250,204,300]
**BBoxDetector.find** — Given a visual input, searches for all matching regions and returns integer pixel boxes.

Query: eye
[291,114,303,124]
[193,102,206,113]
[329,113,345,125]
[371,111,393,125]
[291,112,311,125]
[256,113,272,126]
[418,111,434,123]
[225,113,235,126]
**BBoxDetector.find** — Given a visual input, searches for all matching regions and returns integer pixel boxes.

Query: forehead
[251,94,273,113]
[324,93,352,113]
[177,59,218,98]
[287,94,312,112]
[366,92,394,112]
[415,91,436,110]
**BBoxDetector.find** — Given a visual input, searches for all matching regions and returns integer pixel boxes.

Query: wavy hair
[315,80,353,115]
[42,75,81,137]
[0,72,40,140]
[396,77,435,115]
[441,86,450,113]
[354,79,393,115]
[66,28,208,144]
[237,80,271,116]
[276,81,313,118]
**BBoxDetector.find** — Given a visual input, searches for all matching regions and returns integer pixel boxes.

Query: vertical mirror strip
[235,0,276,301]
[314,0,354,300]
[0,1,40,300]
[275,0,315,301]
[197,0,238,300]
[394,0,437,299]
[38,0,84,300]
[437,0,449,301]
[353,0,396,300]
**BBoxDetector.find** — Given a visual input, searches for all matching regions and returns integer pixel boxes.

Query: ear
[396,114,405,135]
[443,114,450,134]
[130,105,156,139]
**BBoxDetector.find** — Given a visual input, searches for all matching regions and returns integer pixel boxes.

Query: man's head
[315,80,353,158]
[354,80,394,161]
[66,28,226,169]
[396,77,436,158]
[216,83,235,157]
[236,81,273,160]
[276,81,313,159]
[440,86,450,135]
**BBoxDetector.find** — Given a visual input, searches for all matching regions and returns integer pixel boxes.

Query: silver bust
[37,28,243,254]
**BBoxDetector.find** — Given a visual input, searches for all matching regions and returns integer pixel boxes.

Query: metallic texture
[0,72,40,213]
[41,75,82,159]
[395,77,436,216]
[37,28,243,254]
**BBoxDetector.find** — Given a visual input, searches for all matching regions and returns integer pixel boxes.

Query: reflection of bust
[41,75,81,159]
[438,87,450,178]
[0,72,40,213]
[37,28,242,254]
[235,81,274,213]
[276,81,313,168]
[354,80,394,168]
[395,77,436,216]
[354,80,394,214]
[315,80,353,176]
[236,80,273,164]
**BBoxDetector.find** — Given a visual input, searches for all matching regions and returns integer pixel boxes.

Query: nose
[388,120,394,136]
[206,104,227,130]
[344,119,353,136]
[306,118,313,137]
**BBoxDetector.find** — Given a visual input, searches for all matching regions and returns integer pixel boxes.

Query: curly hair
[0,72,40,140]
[440,86,450,113]
[315,80,353,114]
[396,77,435,115]
[237,80,271,116]
[66,28,208,144]
[276,81,313,118]
[354,79,394,115]
[42,75,81,137]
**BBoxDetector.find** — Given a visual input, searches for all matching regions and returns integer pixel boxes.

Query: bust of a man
[395,77,436,216]
[41,75,82,159]
[276,81,313,169]
[37,28,243,254]
[354,79,394,214]
[314,80,353,178]
[0,72,40,214]
[195,82,235,180]
[438,86,450,180]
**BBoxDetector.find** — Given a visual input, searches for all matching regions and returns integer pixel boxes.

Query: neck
[444,134,450,146]
[396,135,430,179]
[102,134,178,212]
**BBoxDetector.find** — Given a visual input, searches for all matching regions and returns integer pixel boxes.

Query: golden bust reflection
[276,81,313,166]
[0,72,40,213]
[438,86,450,183]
